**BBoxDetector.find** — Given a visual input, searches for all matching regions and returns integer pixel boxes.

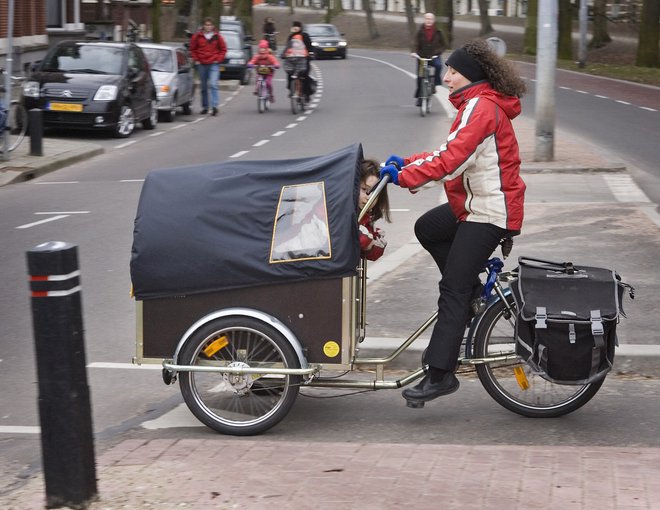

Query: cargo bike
[130,144,632,436]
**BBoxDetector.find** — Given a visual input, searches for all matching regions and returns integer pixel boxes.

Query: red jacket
[190,31,227,65]
[359,214,387,261]
[398,81,525,232]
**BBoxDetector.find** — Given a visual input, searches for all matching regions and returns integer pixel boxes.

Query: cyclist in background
[412,12,447,106]
[263,16,277,50]
[248,40,280,102]
[282,33,310,100]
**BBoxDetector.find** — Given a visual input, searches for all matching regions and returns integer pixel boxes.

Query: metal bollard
[29,108,43,156]
[26,242,98,509]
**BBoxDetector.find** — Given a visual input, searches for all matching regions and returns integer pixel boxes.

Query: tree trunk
[636,0,660,67]
[234,0,253,34]
[365,0,380,39]
[478,0,493,35]
[523,0,537,56]
[557,0,572,60]
[433,0,453,48]
[590,0,612,49]
[404,0,417,40]
[152,0,161,43]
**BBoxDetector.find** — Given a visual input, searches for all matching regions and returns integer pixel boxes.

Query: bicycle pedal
[405,399,425,409]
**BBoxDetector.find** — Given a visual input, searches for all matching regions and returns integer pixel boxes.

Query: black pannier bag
[511,256,634,385]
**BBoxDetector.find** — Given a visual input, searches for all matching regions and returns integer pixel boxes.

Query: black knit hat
[292,21,302,28]
[446,47,487,83]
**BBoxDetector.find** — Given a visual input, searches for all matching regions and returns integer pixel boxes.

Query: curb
[521,163,627,174]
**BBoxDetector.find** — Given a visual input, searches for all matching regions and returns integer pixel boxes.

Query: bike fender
[172,307,308,369]
[465,288,513,344]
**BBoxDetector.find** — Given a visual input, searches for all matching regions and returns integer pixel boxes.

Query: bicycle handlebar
[411,53,439,62]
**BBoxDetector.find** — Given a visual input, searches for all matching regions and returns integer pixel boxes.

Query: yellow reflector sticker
[514,366,530,390]
[203,336,229,358]
[323,341,340,358]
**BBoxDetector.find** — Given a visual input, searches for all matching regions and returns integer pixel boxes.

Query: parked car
[306,24,348,59]
[219,17,254,60]
[137,42,194,122]
[22,41,158,138]
[220,30,251,85]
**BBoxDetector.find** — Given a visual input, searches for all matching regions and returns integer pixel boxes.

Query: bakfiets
[130,144,632,436]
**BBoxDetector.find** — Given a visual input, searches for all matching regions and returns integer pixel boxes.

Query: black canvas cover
[131,144,363,299]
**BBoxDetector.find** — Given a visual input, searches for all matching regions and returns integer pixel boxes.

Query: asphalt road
[1,48,659,494]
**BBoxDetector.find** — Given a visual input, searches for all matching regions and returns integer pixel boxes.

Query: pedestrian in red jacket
[380,39,527,406]
[189,17,227,116]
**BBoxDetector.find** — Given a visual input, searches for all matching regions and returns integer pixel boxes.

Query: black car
[220,30,251,85]
[306,24,348,59]
[22,41,158,138]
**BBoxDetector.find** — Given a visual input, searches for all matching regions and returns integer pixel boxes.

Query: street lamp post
[2,0,15,161]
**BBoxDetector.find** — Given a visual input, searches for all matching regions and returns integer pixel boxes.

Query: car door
[176,48,194,105]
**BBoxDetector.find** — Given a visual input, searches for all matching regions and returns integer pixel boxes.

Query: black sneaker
[200,108,208,115]
[212,107,218,116]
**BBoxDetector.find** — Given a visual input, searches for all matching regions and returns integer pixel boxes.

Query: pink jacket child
[248,40,280,100]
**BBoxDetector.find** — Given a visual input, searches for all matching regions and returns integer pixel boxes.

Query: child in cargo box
[358,159,391,261]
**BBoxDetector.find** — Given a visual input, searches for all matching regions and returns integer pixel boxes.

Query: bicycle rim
[4,103,28,152]
[474,297,603,418]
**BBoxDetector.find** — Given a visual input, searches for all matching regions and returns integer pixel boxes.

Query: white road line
[576,89,588,94]
[114,140,138,149]
[35,211,89,215]
[149,131,165,137]
[34,181,80,185]
[296,116,307,121]
[171,123,186,130]
[640,106,657,112]
[230,150,249,158]
[272,131,286,137]
[595,94,609,99]
[16,215,69,230]
[253,139,270,147]
[616,100,631,105]
[0,426,40,434]
[286,123,298,128]
[120,179,145,182]
[88,362,162,370]
[390,208,411,212]
[603,174,651,203]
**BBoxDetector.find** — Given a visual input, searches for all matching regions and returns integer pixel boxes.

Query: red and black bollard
[26,241,97,509]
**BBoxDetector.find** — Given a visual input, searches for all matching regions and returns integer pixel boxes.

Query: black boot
[402,367,459,408]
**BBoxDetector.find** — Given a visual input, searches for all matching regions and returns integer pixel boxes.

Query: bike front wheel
[2,101,28,152]
[473,296,604,418]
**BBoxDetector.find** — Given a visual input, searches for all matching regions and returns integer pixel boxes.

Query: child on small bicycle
[248,40,280,102]
[358,159,391,261]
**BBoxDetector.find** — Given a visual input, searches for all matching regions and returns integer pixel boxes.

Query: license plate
[220,66,226,72]
[49,102,83,112]
[323,47,337,52]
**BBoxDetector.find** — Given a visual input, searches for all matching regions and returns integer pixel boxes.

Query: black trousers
[415,203,506,371]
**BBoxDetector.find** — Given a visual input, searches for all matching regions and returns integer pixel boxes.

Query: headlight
[93,85,118,101]
[228,58,245,65]
[339,41,347,47]
[23,81,40,98]
[311,42,319,47]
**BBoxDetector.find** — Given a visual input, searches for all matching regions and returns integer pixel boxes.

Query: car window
[44,45,124,74]
[176,49,187,68]
[142,48,174,72]
[308,25,339,37]
[221,32,241,50]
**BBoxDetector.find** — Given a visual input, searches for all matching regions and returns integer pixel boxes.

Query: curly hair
[463,39,527,98]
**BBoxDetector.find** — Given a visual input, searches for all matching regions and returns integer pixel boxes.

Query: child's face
[359,175,379,211]
[259,47,268,54]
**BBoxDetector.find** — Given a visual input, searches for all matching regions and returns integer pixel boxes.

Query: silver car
[138,43,194,122]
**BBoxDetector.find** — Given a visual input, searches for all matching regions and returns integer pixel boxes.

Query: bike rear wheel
[2,101,28,152]
[473,296,604,418]
[178,316,301,435]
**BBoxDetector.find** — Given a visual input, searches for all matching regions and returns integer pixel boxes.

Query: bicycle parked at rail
[0,67,28,154]
[413,53,437,118]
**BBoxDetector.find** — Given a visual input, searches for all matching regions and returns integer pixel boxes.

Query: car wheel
[113,104,136,138]
[240,69,250,86]
[341,50,347,59]
[162,95,176,122]
[142,99,158,130]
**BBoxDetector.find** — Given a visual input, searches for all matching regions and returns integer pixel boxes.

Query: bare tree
[523,0,537,56]
[557,0,572,60]
[477,0,493,35]
[590,0,612,48]
[364,0,380,40]
[404,0,417,39]
[636,0,660,67]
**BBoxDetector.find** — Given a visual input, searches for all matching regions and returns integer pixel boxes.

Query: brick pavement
[3,438,659,509]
